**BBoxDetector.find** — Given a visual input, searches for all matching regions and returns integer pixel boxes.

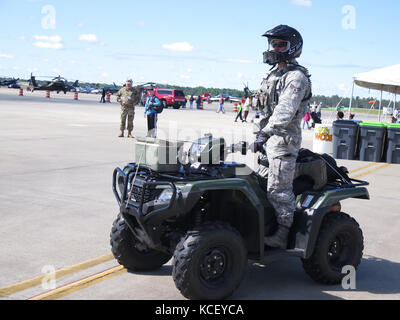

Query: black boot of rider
[264,225,290,249]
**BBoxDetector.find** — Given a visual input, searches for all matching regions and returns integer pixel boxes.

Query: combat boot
[127,131,134,138]
[264,225,290,249]
[118,130,124,138]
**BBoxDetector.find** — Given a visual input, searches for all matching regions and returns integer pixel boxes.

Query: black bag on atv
[257,148,351,195]
[296,148,351,187]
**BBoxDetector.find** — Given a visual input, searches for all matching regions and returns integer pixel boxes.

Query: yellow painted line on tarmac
[0,253,114,297]
[28,265,126,300]
[352,163,392,180]
[349,162,380,174]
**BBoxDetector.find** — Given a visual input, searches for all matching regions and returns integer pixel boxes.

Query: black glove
[250,131,270,154]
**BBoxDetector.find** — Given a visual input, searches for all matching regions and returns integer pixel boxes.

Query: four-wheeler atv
[110,135,369,300]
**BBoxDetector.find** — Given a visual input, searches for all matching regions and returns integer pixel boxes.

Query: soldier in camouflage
[116,79,141,138]
[251,25,312,249]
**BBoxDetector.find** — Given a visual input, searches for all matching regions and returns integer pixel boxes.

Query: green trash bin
[358,122,387,162]
[385,123,400,164]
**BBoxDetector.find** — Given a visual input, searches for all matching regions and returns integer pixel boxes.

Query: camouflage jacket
[116,87,140,108]
[257,61,312,157]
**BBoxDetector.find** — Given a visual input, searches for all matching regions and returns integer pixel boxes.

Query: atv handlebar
[228,141,249,156]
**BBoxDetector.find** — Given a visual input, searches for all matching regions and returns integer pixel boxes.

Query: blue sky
[0,0,399,98]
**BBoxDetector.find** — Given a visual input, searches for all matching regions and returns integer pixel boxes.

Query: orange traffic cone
[19,88,23,96]
[74,92,79,100]
[233,104,238,113]
[106,93,111,103]
[45,90,50,99]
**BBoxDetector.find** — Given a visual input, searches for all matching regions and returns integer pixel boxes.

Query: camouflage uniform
[116,87,140,133]
[256,61,312,228]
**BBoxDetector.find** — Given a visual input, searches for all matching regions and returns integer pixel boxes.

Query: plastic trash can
[332,120,361,160]
[358,122,387,162]
[385,123,400,164]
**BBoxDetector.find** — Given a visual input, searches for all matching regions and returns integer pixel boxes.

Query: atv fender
[293,186,369,259]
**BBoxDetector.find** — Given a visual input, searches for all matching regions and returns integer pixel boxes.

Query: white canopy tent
[349,64,400,121]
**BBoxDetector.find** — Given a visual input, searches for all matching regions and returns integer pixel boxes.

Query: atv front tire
[172,221,247,300]
[302,212,364,285]
[110,214,171,271]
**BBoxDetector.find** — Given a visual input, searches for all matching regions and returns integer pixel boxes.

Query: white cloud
[12,66,20,70]
[33,35,63,49]
[19,36,26,41]
[34,42,63,49]
[79,34,98,42]
[226,58,254,64]
[0,53,13,59]
[52,68,61,73]
[34,35,62,42]
[237,72,244,79]
[162,42,194,52]
[291,0,312,7]
[101,72,110,78]
[180,75,191,79]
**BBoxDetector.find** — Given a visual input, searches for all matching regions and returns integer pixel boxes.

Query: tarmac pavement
[0,88,399,301]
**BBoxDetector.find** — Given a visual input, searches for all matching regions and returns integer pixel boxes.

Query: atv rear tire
[110,214,171,271]
[172,221,247,300]
[302,212,364,285]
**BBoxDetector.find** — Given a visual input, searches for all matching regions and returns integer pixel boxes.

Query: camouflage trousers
[120,107,135,132]
[258,154,297,228]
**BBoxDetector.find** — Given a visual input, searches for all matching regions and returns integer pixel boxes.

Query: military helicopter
[29,74,79,94]
[0,77,20,88]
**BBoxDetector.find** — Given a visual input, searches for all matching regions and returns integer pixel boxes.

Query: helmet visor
[269,39,290,53]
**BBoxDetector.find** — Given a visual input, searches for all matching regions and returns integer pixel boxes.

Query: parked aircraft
[0,77,19,87]
[210,93,242,103]
[102,82,120,95]
[29,74,79,94]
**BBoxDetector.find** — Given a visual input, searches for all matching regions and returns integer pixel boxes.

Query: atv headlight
[158,189,174,202]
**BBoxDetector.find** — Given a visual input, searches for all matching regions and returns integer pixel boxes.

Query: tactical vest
[259,63,312,118]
